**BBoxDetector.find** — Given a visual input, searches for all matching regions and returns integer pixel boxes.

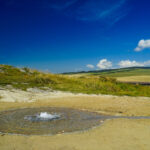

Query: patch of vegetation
[1,65,150,97]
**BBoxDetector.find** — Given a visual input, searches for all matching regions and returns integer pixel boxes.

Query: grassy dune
[1,65,150,97]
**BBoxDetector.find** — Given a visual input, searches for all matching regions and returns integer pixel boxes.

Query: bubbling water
[24,112,60,122]
[38,112,60,119]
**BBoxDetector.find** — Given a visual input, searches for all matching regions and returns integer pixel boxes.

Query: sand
[1,119,150,150]
[1,87,150,150]
[0,87,150,103]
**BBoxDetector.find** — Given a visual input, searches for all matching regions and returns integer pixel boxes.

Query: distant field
[117,76,150,82]
[65,67,150,77]
[66,67,150,83]
[97,68,150,77]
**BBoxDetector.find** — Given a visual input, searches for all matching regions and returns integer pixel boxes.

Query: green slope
[1,65,150,97]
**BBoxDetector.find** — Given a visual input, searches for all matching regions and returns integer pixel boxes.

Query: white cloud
[135,39,150,51]
[97,59,112,69]
[118,60,144,68]
[86,64,95,69]
[118,60,150,68]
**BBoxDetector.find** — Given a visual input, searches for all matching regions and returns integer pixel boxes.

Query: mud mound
[0,107,105,135]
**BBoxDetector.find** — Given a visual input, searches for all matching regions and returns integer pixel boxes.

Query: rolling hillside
[1,65,150,97]
[63,67,150,77]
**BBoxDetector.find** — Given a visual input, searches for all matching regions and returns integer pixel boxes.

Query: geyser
[24,112,60,121]
[39,112,60,120]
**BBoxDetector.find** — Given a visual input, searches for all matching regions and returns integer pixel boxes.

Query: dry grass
[2,65,150,97]
[1,96,150,150]
[117,75,150,82]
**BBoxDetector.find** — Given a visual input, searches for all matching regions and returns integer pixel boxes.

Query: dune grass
[1,65,150,97]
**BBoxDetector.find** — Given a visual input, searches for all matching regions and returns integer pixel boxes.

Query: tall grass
[1,65,150,97]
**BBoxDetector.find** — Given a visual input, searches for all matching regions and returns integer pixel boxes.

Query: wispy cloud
[65,0,129,24]
[99,0,127,18]
[2,0,129,24]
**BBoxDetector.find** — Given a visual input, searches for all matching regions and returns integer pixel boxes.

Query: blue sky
[0,0,150,73]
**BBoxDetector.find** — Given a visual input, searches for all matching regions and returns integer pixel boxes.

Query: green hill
[1,65,150,97]
[63,67,150,77]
